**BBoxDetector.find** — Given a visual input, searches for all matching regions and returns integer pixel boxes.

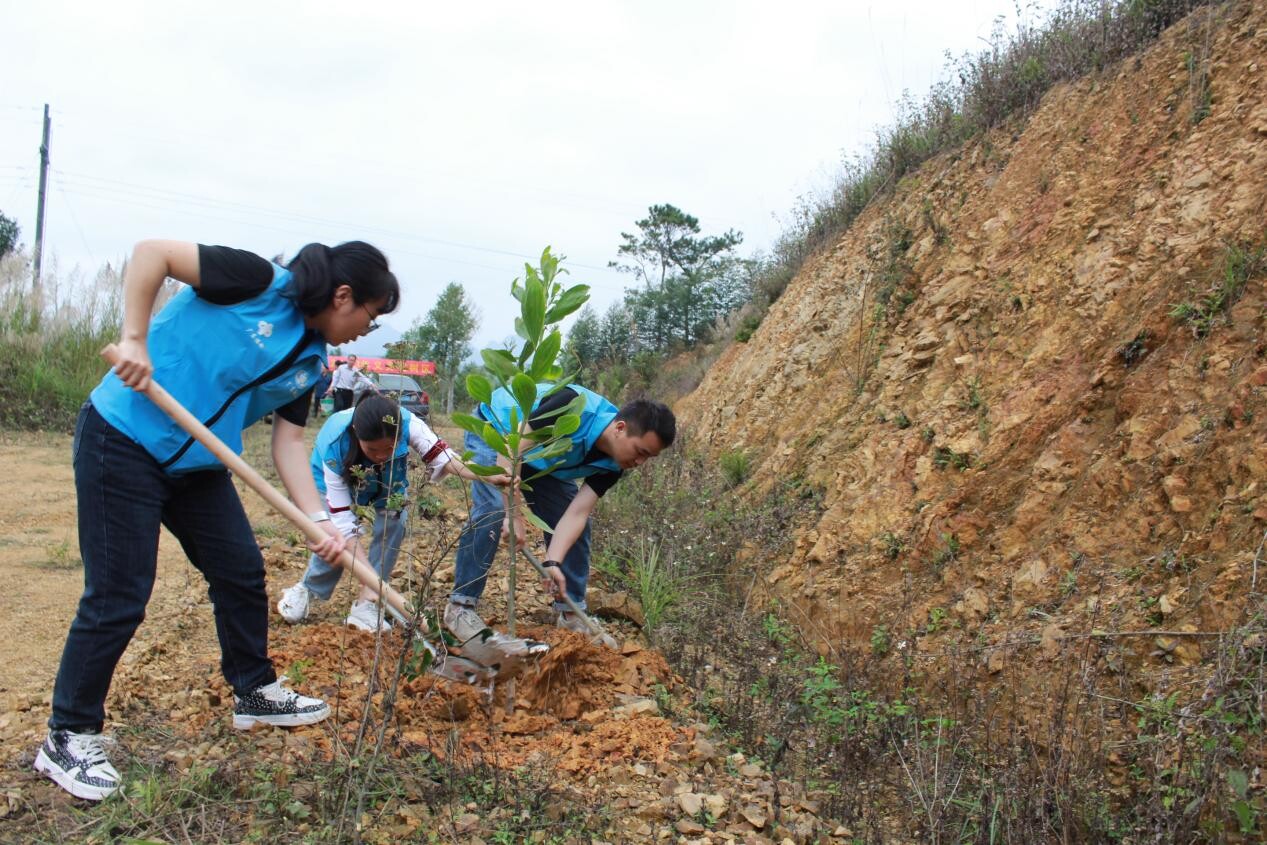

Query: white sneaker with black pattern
[232,677,329,729]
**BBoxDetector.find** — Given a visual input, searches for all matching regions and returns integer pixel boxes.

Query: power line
[53,168,629,284]
[53,171,96,268]
[53,181,630,291]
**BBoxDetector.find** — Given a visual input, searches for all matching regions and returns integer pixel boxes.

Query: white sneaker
[443,602,489,642]
[277,583,311,624]
[34,729,121,801]
[346,599,392,633]
[233,676,329,729]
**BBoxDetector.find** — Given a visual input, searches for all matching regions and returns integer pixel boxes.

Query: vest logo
[294,371,310,387]
[257,321,273,338]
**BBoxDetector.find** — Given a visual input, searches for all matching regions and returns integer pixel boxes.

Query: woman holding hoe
[36,240,399,801]
[277,393,509,631]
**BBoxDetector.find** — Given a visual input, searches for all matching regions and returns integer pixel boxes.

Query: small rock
[678,792,703,816]
[675,818,706,835]
[454,812,480,834]
[693,737,720,761]
[741,805,768,829]
[615,697,660,718]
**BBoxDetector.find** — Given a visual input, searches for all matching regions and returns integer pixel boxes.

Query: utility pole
[32,103,50,293]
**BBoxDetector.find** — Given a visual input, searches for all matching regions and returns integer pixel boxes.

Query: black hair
[285,241,401,317]
[341,393,403,485]
[615,399,676,448]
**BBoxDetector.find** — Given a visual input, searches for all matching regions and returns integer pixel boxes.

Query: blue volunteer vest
[311,407,415,507]
[91,264,327,474]
[480,384,619,480]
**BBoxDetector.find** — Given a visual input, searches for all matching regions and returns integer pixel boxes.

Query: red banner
[329,356,436,376]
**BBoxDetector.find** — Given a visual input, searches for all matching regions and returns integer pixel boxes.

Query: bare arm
[272,416,346,561]
[114,240,201,391]
[539,484,599,599]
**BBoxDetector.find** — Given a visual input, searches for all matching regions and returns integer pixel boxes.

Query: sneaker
[277,583,311,624]
[233,677,329,730]
[34,729,121,801]
[443,602,490,642]
[346,599,392,633]
[557,612,618,649]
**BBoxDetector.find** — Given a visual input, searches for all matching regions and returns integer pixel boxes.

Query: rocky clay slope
[679,1,1267,712]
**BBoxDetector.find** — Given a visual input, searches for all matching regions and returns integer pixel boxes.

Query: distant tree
[399,282,479,414]
[598,302,635,362]
[610,204,743,349]
[0,211,19,258]
[565,306,603,378]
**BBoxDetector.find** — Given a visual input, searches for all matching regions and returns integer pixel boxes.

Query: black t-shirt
[195,244,313,427]
[522,387,623,497]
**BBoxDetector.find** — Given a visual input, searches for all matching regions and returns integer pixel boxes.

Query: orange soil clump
[192,623,680,776]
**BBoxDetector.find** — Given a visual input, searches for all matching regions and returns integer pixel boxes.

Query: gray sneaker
[443,602,490,642]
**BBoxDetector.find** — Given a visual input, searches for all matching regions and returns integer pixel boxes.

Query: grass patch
[1171,239,1267,338]
[0,253,121,431]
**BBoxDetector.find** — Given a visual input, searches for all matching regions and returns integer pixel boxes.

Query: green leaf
[560,393,587,419]
[514,316,529,340]
[544,284,591,324]
[521,461,565,484]
[524,438,573,463]
[466,463,510,477]
[540,247,559,285]
[507,430,521,456]
[451,413,488,437]
[481,348,517,381]
[517,338,537,370]
[1232,800,1254,833]
[480,422,507,454]
[511,373,538,423]
[466,374,493,406]
[524,510,553,534]
[552,412,580,437]
[530,330,562,380]
[1228,768,1250,799]
[523,277,546,342]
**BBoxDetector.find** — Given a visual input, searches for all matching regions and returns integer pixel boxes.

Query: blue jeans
[51,403,276,732]
[298,508,406,599]
[450,431,591,612]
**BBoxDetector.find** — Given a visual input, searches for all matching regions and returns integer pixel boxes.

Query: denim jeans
[299,508,406,600]
[450,431,591,612]
[51,403,276,732]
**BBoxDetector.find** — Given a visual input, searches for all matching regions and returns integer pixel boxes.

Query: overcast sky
[1,0,1031,352]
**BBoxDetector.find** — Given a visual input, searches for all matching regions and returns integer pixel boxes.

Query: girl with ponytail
[278,393,508,631]
[37,239,399,802]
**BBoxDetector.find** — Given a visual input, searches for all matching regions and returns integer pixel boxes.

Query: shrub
[719,448,751,487]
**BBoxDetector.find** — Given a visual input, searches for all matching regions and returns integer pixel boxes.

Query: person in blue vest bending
[35,240,398,803]
[277,394,508,631]
[444,384,675,649]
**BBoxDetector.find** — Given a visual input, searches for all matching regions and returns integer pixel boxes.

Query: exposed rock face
[678,3,1267,689]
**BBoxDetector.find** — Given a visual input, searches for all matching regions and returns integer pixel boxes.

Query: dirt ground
[0,423,681,810]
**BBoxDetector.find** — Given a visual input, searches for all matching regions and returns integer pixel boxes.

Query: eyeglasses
[361,303,380,334]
